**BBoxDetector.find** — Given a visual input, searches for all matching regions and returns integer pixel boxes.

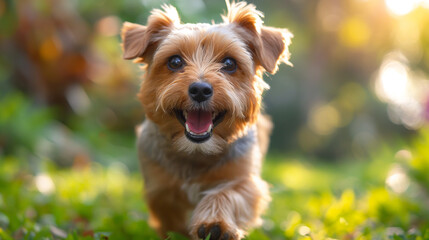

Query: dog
[121,1,292,239]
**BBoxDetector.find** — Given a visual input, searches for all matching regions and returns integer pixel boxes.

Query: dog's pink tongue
[186,110,212,134]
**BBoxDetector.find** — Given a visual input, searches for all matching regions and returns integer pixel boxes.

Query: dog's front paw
[192,222,242,240]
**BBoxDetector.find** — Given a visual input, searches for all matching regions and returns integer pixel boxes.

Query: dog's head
[122,1,292,155]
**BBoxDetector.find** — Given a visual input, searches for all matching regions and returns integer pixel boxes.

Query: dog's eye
[221,57,237,74]
[167,55,185,71]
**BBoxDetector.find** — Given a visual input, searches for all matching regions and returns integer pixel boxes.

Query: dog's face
[122,2,292,155]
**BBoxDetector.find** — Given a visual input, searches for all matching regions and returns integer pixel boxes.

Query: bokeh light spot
[309,104,341,135]
[394,149,413,162]
[375,52,428,129]
[96,16,120,37]
[385,0,418,16]
[378,61,408,104]
[35,174,55,195]
[385,165,410,194]
[298,225,311,236]
[339,17,369,48]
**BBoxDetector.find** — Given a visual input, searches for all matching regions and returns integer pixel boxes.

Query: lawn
[1,132,429,239]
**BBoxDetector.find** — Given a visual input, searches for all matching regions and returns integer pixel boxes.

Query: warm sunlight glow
[385,0,418,16]
[375,52,428,129]
[422,0,429,8]
[379,60,409,103]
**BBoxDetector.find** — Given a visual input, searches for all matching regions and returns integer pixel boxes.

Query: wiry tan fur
[122,1,292,239]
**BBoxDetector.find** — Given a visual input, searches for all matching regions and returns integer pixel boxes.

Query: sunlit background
[1,0,429,160]
[1,0,429,239]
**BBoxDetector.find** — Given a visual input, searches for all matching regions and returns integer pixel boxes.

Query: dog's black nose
[188,82,213,103]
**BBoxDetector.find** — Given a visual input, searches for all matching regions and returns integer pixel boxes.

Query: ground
[1,136,429,240]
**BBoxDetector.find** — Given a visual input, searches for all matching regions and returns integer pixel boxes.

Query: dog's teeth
[185,123,212,136]
[184,111,188,120]
[212,112,217,120]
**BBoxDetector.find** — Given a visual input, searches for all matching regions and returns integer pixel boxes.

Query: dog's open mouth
[175,109,226,143]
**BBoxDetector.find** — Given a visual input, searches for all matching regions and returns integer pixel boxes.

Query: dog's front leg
[146,186,191,238]
[189,176,269,240]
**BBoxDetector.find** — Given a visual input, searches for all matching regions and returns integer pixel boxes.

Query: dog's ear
[223,1,292,73]
[121,22,148,60]
[257,26,293,73]
[121,5,180,61]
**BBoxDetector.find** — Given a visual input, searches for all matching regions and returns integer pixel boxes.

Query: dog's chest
[137,119,257,178]
[181,182,202,204]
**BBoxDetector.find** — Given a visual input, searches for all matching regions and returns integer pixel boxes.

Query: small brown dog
[121,1,292,239]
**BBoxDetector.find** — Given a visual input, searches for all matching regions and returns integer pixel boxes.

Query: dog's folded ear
[121,5,180,61]
[257,26,293,73]
[121,22,148,60]
[224,1,292,74]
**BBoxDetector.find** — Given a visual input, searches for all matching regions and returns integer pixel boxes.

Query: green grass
[1,141,429,240]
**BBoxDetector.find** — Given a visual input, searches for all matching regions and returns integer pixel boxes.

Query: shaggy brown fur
[121,1,292,239]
